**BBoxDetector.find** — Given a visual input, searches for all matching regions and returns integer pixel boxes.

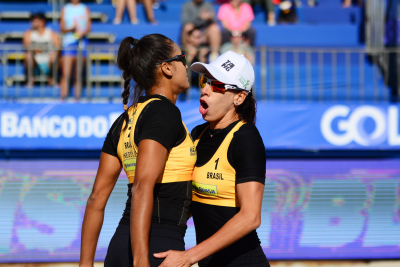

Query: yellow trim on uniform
[192,121,245,207]
[117,98,196,184]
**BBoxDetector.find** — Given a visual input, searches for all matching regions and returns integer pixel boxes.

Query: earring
[235,102,238,105]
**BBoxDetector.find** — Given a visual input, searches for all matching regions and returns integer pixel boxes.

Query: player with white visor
[155,51,269,267]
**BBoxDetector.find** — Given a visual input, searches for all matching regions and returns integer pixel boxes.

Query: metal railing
[259,47,394,102]
[0,44,122,99]
[0,44,396,101]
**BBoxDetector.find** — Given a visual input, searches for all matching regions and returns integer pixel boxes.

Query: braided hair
[117,34,175,131]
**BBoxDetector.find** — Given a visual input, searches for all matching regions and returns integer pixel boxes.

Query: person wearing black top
[79,34,196,267]
[155,51,270,267]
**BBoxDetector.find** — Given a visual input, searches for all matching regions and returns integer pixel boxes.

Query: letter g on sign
[320,105,353,146]
[321,105,387,146]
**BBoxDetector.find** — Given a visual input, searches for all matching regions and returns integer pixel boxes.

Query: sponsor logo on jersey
[123,158,136,172]
[207,172,224,180]
[192,181,218,196]
[123,150,137,159]
[190,146,196,156]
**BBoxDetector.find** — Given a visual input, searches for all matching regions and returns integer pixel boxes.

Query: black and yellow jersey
[191,120,268,267]
[102,95,196,234]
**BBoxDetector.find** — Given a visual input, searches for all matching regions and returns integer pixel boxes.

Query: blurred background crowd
[0,0,385,102]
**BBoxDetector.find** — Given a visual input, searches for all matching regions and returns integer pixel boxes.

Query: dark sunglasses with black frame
[155,52,187,67]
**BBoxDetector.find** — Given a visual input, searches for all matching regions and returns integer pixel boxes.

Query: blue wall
[1,102,400,150]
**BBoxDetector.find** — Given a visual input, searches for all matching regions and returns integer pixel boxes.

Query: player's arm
[131,139,168,267]
[154,181,265,267]
[79,152,122,267]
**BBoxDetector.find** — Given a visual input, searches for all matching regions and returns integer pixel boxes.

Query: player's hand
[154,250,192,267]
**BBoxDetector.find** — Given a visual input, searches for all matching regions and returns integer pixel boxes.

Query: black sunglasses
[155,52,186,67]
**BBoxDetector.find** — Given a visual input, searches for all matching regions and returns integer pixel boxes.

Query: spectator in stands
[23,13,60,87]
[186,28,209,64]
[60,0,91,99]
[144,0,158,24]
[220,30,254,65]
[218,0,256,47]
[343,0,364,8]
[243,0,276,26]
[181,0,221,61]
[278,0,298,24]
[113,0,139,24]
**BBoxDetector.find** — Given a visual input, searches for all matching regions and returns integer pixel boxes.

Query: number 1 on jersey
[215,158,219,170]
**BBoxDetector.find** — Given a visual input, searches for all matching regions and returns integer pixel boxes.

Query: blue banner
[0,102,400,150]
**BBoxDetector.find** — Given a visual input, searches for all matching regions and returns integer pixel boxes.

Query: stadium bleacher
[0,0,390,101]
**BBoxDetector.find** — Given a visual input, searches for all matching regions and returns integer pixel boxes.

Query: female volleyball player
[79,34,196,267]
[154,51,269,267]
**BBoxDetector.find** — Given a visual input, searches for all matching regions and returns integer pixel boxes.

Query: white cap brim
[191,62,237,86]
[190,51,254,92]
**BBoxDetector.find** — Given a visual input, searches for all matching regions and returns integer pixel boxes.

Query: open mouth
[199,99,209,115]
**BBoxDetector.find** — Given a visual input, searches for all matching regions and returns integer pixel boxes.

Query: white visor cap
[191,51,254,92]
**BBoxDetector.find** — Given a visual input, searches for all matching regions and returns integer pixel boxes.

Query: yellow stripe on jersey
[117,98,196,184]
[192,121,245,207]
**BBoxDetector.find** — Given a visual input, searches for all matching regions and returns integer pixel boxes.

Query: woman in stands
[60,0,91,99]
[218,0,256,46]
[154,51,270,267]
[79,34,196,267]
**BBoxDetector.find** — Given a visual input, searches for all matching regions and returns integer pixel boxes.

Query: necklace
[209,127,224,138]
[209,118,240,137]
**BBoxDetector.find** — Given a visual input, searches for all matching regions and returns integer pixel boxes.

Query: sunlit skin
[114,0,138,24]
[79,42,189,267]
[151,44,190,102]
[153,75,265,267]
[198,73,247,129]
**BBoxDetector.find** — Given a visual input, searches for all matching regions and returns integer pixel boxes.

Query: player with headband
[155,51,270,267]
[79,34,196,267]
